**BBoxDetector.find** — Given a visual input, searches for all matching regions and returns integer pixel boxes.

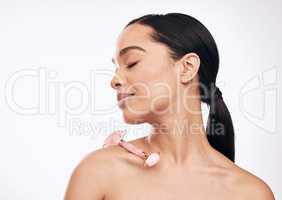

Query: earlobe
[181,76,193,84]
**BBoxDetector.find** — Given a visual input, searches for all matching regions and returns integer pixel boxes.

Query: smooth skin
[64,23,275,200]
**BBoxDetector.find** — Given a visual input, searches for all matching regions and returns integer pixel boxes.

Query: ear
[178,52,200,84]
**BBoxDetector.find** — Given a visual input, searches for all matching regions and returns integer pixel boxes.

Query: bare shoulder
[127,137,276,199]
[230,164,275,199]
[64,145,127,200]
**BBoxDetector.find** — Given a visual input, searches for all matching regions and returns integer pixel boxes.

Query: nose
[110,70,123,90]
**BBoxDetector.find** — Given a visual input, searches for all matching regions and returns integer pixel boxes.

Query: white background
[0,0,281,199]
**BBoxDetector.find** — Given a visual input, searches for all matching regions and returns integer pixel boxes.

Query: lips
[117,93,135,102]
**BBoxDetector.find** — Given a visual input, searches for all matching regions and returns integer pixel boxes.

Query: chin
[122,109,149,124]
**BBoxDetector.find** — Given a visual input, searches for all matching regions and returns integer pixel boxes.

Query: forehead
[115,24,154,54]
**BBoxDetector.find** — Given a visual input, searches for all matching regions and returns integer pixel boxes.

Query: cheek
[148,67,177,114]
[122,81,172,116]
[122,88,170,120]
[148,83,173,114]
[126,59,176,114]
[131,75,176,115]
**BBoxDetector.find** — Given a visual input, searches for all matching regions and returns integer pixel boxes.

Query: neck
[144,102,213,166]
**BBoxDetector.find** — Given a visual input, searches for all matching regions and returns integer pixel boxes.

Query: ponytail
[205,84,235,162]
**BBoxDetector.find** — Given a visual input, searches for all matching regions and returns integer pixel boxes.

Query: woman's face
[111,23,179,124]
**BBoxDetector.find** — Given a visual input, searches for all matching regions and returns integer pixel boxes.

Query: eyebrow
[111,46,146,64]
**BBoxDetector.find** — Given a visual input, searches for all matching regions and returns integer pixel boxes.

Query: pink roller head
[144,152,160,167]
[103,130,126,148]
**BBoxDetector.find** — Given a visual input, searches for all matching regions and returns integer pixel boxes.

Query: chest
[105,170,241,200]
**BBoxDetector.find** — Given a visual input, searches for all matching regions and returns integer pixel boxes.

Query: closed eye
[126,61,138,69]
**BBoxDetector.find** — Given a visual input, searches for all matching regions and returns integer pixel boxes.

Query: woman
[64,13,275,199]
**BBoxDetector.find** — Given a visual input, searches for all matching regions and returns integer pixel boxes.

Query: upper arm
[243,174,275,200]
[233,166,275,200]
[252,180,275,200]
[64,150,110,200]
